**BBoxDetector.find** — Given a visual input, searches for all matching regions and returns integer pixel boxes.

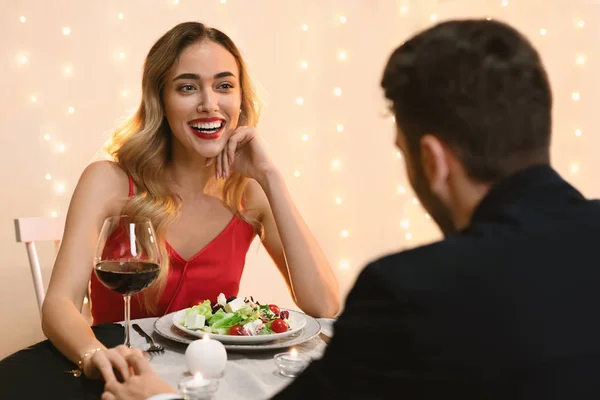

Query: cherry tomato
[270,318,288,334]
[229,325,245,336]
[269,304,281,316]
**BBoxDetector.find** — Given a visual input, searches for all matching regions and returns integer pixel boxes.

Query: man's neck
[451,180,492,231]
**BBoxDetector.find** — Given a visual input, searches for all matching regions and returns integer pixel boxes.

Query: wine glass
[94,215,161,347]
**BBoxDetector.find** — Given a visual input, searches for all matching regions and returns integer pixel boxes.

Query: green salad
[178,293,291,336]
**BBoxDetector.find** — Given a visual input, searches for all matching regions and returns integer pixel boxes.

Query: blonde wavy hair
[104,22,262,312]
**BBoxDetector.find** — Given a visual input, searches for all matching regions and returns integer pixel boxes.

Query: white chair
[14,216,66,314]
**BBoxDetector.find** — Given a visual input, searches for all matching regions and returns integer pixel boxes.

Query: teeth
[189,121,223,129]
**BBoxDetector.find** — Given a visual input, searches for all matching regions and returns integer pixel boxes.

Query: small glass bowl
[274,351,311,378]
[177,374,220,400]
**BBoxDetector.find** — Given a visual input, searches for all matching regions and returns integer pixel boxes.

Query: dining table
[0,315,334,400]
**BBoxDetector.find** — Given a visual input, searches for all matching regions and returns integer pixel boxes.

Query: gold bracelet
[77,347,102,370]
[64,347,103,377]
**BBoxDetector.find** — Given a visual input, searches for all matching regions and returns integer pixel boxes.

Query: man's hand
[101,351,178,400]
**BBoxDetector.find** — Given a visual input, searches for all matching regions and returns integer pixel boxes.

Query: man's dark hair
[381,19,552,182]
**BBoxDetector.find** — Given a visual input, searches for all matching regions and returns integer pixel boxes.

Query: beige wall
[1,0,598,359]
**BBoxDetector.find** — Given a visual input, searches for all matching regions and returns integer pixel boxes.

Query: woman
[41,21,340,382]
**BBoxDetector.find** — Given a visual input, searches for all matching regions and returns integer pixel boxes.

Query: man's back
[273,166,600,399]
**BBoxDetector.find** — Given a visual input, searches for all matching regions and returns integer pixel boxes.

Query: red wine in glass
[94,261,159,295]
[94,216,160,347]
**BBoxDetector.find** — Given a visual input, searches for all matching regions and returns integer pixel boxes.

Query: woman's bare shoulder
[77,160,130,201]
[242,178,268,219]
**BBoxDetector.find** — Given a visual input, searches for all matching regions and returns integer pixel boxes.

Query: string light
[301,24,308,31]
[119,52,126,60]
[400,219,410,229]
[55,183,65,193]
[430,14,438,22]
[68,106,75,114]
[121,90,128,97]
[412,197,419,205]
[397,185,406,194]
[30,95,37,103]
[336,124,344,132]
[575,129,582,137]
[17,54,28,65]
[301,134,309,142]
[43,134,51,141]
[576,55,586,65]
[45,174,52,181]
[57,144,66,152]
[117,12,124,20]
[172,0,179,4]
[396,151,402,159]
[405,233,413,240]
[333,87,342,96]
[19,16,26,23]
[572,92,580,101]
[425,213,431,220]
[400,5,409,14]
[337,50,347,61]
[293,169,301,178]
[341,229,349,238]
[220,0,227,3]
[296,97,304,105]
[570,163,580,174]
[299,60,308,69]
[501,0,508,6]
[50,211,58,218]
[339,259,350,270]
[335,197,343,205]
[577,20,585,28]
[540,28,547,36]
[331,159,341,170]
[339,16,347,24]
[62,26,71,36]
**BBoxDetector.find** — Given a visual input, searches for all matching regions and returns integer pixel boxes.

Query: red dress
[89,176,256,325]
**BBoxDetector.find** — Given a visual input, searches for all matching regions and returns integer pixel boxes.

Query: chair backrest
[14,217,66,313]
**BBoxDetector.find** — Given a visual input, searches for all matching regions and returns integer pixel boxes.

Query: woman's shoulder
[242,178,268,219]
[78,160,130,195]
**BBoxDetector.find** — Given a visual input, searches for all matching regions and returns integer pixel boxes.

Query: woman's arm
[42,161,132,379]
[216,126,340,318]
[245,174,340,318]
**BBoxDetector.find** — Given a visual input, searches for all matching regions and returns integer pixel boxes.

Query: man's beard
[410,164,458,237]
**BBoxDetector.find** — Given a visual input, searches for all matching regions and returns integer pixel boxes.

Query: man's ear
[419,134,450,194]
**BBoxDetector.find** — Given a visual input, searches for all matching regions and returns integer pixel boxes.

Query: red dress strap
[128,175,135,197]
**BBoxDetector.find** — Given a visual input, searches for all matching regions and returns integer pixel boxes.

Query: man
[103,18,600,400]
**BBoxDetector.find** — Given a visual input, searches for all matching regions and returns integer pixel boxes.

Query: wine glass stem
[123,295,131,347]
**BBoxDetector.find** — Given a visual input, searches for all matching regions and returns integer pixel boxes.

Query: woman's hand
[207,126,276,184]
[82,345,141,382]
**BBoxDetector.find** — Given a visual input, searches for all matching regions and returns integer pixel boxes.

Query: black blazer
[272,166,600,399]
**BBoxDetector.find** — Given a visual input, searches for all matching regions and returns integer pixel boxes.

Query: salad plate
[171,307,306,344]
[154,309,322,351]
[160,294,310,345]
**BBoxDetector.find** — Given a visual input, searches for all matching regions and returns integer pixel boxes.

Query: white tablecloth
[129,317,333,400]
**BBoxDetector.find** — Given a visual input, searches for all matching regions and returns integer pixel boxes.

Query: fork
[132,323,165,352]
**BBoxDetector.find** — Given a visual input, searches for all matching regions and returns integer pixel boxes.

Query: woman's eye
[179,84,196,92]
[218,83,234,90]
